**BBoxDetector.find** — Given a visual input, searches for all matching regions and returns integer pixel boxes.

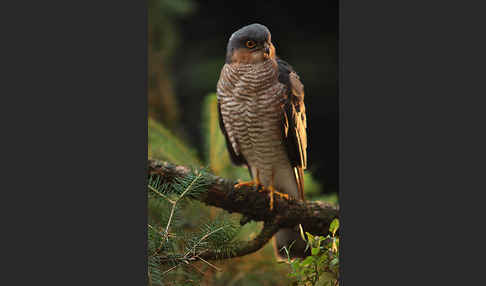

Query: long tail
[273,166,308,259]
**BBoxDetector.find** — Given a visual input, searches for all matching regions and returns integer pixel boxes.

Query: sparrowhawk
[216,23,308,259]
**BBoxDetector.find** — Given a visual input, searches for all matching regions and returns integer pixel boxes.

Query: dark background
[162,0,339,194]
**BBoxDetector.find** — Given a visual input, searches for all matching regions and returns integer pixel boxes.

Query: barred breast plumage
[217,59,294,189]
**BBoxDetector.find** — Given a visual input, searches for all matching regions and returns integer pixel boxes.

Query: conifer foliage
[148,169,242,285]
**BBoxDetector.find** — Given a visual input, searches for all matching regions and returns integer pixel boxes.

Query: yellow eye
[245,40,256,48]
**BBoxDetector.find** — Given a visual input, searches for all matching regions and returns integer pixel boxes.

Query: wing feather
[217,99,248,166]
[277,58,308,201]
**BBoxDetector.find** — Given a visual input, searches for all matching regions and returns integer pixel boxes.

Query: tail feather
[273,165,308,259]
[295,166,305,202]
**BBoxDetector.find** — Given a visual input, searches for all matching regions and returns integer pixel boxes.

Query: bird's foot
[234,180,254,188]
[234,179,262,191]
[264,185,289,211]
[274,191,290,200]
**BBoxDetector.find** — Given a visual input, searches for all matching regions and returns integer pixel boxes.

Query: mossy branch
[148,159,339,260]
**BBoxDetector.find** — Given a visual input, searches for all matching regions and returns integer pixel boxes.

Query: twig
[161,264,179,277]
[179,171,203,200]
[148,185,175,204]
[195,255,222,272]
[184,225,227,258]
[147,224,165,256]
[189,263,206,275]
[163,172,203,241]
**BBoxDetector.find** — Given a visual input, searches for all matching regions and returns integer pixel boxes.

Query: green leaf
[329,218,340,236]
[317,253,329,266]
[330,257,339,266]
[306,232,315,244]
[301,256,315,266]
[316,236,323,249]
[299,224,307,242]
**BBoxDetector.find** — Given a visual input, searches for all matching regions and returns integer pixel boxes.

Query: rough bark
[148,159,339,260]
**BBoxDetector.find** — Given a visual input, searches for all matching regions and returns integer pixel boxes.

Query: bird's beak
[263,42,271,56]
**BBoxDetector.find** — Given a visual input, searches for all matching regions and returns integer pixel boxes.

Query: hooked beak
[263,42,271,56]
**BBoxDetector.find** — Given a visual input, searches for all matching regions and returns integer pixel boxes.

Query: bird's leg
[266,171,289,211]
[234,169,262,190]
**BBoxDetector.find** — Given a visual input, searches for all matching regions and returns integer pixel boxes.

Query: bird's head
[225,23,276,64]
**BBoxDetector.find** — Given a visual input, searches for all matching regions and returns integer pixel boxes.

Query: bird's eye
[245,40,256,48]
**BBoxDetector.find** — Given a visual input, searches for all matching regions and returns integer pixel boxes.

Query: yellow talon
[268,185,275,210]
[234,176,262,189]
[234,169,292,211]
[234,180,256,189]
[264,185,289,210]
[275,191,289,200]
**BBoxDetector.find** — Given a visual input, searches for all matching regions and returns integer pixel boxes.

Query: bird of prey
[216,23,308,258]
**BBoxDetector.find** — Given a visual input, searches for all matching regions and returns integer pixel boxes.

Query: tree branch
[148,159,339,259]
